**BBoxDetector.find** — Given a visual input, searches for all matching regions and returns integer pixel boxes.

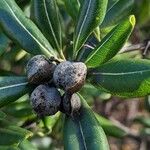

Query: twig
[120,40,150,56]
[119,43,145,53]
[143,41,150,56]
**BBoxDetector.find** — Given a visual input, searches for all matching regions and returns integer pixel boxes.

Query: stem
[59,49,66,61]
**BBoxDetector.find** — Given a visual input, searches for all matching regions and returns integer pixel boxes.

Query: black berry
[26,55,56,84]
[53,61,87,93]
[61,93,81,116]
[30,84,61,117]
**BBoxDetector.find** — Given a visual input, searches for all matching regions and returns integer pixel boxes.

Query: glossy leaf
[3,95,34,118]
[0,32,10,56]
[102,0,134,27]
[64,94,109,150]
[0,76,30,108]
[6,125,32,139]
[0,126,31,146]
[64,0,80,20]
[88,59,150,97]
[0,0,56,57]
[85,15,135,68]
[73,0,108,56]
[19,140,37,150]
[95,113,127,138]
[31,0,62,52]
[0,111,6,119]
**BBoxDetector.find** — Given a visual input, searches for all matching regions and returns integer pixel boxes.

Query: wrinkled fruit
[26,55,56,84]
[61,93,81,116]
[53,61,87,93]
[30,84,61,117]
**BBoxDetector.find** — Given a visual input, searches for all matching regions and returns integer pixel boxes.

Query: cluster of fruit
[26,55,87,117]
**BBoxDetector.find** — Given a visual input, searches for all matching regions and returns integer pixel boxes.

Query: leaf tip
[129,15,136,27]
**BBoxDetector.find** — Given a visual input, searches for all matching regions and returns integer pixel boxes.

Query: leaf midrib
[3,0,53,56]
[0,82,28,90]
[91,69,150,76]
[85,28,116,64]
[74,0,92,51]
[78,121,87,150]
[43,0,60,50]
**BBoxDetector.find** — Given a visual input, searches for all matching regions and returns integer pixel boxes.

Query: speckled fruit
[53,61,87,93]
[61,93,81,115]
[30,84,61,117]
[26,55,56,84]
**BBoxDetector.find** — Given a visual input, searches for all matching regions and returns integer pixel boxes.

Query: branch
[120,40,150,56]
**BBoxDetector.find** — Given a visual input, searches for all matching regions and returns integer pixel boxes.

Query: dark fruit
[61,93,81,116]
[53,61,87,93]
[30,84,61,117]
[26,55,56,84]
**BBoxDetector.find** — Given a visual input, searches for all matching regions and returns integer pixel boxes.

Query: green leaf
[6,125,32,139]
[0,127,30,146]
[64,0,80,20]
[0,76,30,108]
[0,0,56,57]
[102,0,134,27]
[73,0,108,57]
[140,128,150,136]
[0,111,6,119]
[85,15,135,68]
[0,32,10,56]
[31,0,62,53]
[0,146,19,150]
[64,94,109,150]
[134,116,150,128]
[19,140,37,150]
[95,113,127,138]
[88,59,150,98]
[3,96,33,118]
[40,113,60,132]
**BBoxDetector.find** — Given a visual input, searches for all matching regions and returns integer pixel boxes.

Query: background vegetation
[0,0,150,149]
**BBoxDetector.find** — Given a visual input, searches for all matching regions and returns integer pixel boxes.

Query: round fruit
[26,55,56,84]
[53,61,87,93]
[61,93,81,116]
[30,84,61,117]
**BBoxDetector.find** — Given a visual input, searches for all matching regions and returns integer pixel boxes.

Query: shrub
[0,0,149,149]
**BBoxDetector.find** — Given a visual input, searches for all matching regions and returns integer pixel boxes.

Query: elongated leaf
[88,59,150,97]
[64,94,109,150]
[0,32,10,56]
[31,0,62,52]
[95,113,127,138]
[64,0,80,20]
[6,125,32,139]
[0,76,30,107]
[102,0,134,27]
[0,128,28,146]
[0,146,19,150]
[0,111,6,119]
[64,0,101,42]
[73,0,108,56]
[85,15,135,68]
[19,140,37,150]
[0,0,56,57]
